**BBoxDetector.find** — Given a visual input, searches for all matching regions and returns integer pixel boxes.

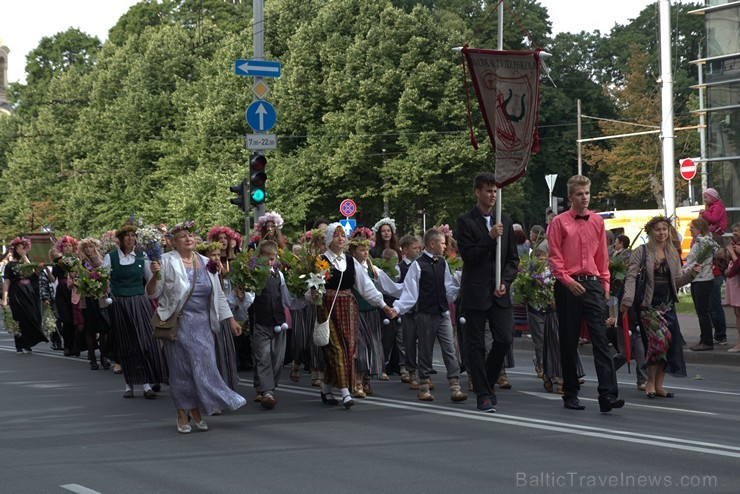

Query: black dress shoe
[563,396,585,410]
[321,392,338,406]
[646,392,656,399]
[123,390,134,399]
[151,384,161,393]
[599,395,625,413]
[100,357,111,370]
[656,391,674,398]
[143,389,157,399]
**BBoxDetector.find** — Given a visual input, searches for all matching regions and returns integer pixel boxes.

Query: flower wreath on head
[54,235,78,253]
[169,220,197,238]
[77,237,102,258]
[207,226,237,243]
[10,236,32,250]
[157,223,168,236]
[196,241,223,255]
[372,217,396,234]
[644,215,672,234]
[437,224,452,235]
[115,222,138,238]
[257,211,284,229]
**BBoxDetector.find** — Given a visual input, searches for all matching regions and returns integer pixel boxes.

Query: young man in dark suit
[456,172,519,413]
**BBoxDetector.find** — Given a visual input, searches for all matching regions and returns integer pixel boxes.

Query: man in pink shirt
[548,175,623,413]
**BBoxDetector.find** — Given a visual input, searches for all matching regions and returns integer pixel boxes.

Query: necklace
[182,254,195,263]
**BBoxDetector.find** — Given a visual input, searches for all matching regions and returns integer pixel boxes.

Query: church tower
[0,37,11,115]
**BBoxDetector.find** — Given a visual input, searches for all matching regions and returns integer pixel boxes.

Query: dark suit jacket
[456,206,519,311]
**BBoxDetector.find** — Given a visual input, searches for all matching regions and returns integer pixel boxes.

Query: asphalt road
[2,332,739,494]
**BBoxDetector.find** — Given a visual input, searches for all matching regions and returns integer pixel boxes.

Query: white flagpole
[495,0,503,290]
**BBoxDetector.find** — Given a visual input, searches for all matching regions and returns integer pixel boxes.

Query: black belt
[573,275,598,282]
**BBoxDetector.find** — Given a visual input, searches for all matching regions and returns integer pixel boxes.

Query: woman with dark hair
[51,236,78,355]
[514,228,529,259]
[2,237,48,353]
[103,221,167,399]
[251,211,287,250]
[370,217,400,259]
[621,216,700,398]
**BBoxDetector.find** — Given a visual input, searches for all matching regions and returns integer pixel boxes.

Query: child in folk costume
[397,235,422,389]
[245,240,305,409]
[314,223,396,409]
[288,228,327,387]
[197,241,249,392]
[348,231,385,397]
[393,229,467,402]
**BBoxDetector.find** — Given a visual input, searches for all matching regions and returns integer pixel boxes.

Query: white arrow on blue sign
[339,219,357,238]
[246,101,277,133]
[235,59,282,78]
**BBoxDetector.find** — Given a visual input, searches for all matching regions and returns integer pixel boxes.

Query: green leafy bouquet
[42,306,58,339]
[608,258,628,296]
[230,250,274,294]
[13,262,40,279]
[55,255,79,276]
[369,256,400,280]
[75,263,111,299]
[511,255,554,310]
[445,252,464,274]
[694,235,719,265]
[3,307,21,337]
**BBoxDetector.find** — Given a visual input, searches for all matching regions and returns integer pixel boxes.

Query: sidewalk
[514,308,740,367]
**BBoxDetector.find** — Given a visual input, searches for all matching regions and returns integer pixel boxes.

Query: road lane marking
[520,391,719,415]
[240,379,740,459]
[61,484,103,494]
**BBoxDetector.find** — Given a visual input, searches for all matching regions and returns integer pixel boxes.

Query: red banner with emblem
[462,47,541,188]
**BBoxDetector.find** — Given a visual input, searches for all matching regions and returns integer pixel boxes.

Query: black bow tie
[431,256,441,264]
[575,214,590,221]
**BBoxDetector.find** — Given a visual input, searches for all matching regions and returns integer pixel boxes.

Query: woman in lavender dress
[148,221,246,434]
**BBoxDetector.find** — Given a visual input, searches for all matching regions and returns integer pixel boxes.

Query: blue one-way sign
[246,101,277,133]
[235,60,282,78]
[340,219,356,237]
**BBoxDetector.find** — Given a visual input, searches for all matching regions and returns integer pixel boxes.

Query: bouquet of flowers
[55,255,79,276]
[230,250,274,294]
[136,224,164,279]
[74,263,111,299]
[283,250,332,304]
[13,262,40,279]
[99,230,118,254]
[511,255,555,310]
[445,251,464,274]
[694,235,720,265]
[42,306,58,339]
[3,307,21,337]
[608,258,628,296]
[369,255,399,279]
[639,304,671,366]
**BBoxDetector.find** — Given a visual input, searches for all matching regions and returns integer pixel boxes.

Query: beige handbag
[312,268,343,347]
[150,258,197,341]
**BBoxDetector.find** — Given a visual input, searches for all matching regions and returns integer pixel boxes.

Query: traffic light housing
[249,153,267,205]
[551,196,565,214]
[230,180,247,211]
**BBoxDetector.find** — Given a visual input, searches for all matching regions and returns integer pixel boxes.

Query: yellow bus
[599,205,704,255]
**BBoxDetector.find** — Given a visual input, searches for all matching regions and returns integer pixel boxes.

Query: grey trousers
[402,312,418,372]
[252,323,287,393]
[415,312,460,381]
[527,308,546,367]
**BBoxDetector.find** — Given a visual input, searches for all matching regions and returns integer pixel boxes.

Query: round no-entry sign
[339,199,357,218]
[679,158,697,181]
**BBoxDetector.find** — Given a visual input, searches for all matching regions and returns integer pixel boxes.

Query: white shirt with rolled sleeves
[245,270,306,312]
[392,251,459,316]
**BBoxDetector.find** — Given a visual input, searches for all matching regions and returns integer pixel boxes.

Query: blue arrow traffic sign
[245,101,277,133]
[235,59,282,78]
[339,219,357,238]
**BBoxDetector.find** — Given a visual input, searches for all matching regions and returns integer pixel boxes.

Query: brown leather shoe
[261,393,277,409]
[448,378,468,402]
[497,374,512,389]
[691,344,713,351]
[417,380,434,401]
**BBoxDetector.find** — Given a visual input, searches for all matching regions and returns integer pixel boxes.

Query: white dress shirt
[393,250,459,315]
[245,269,306,311]
[322,250,387,309]
[102,248,153,280]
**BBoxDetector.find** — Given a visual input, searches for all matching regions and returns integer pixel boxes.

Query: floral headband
[257,211,284,229]
[10,236,32,250]
[645,215,672,234]
[351,226,374,240]
[348,238,370,249]
[436,224,451,235]
[169,220,197,237]
[207,226,237,243]
[196,241,222,254]
[54,235,78,253]
[115,223,138,238]
[372,217,396,234]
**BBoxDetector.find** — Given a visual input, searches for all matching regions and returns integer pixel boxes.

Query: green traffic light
[251,189,266,203]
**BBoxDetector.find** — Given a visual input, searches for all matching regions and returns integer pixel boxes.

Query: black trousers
[463,304,513,397]
[690,280,714,346]
[554,280,618,399]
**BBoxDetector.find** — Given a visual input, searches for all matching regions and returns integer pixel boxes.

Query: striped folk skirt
[109,294,168,386]
[543,312,585,379]
[289,304,324,370]
[356,309,384,377]
[321,290,359,390]
[215,320,239,391]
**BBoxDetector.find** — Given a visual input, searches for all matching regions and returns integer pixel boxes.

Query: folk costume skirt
[109,294,168,386]
[215,320,239,391]
[322,289,359,389]
[290,304,324,370]
[356,309,384,377]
